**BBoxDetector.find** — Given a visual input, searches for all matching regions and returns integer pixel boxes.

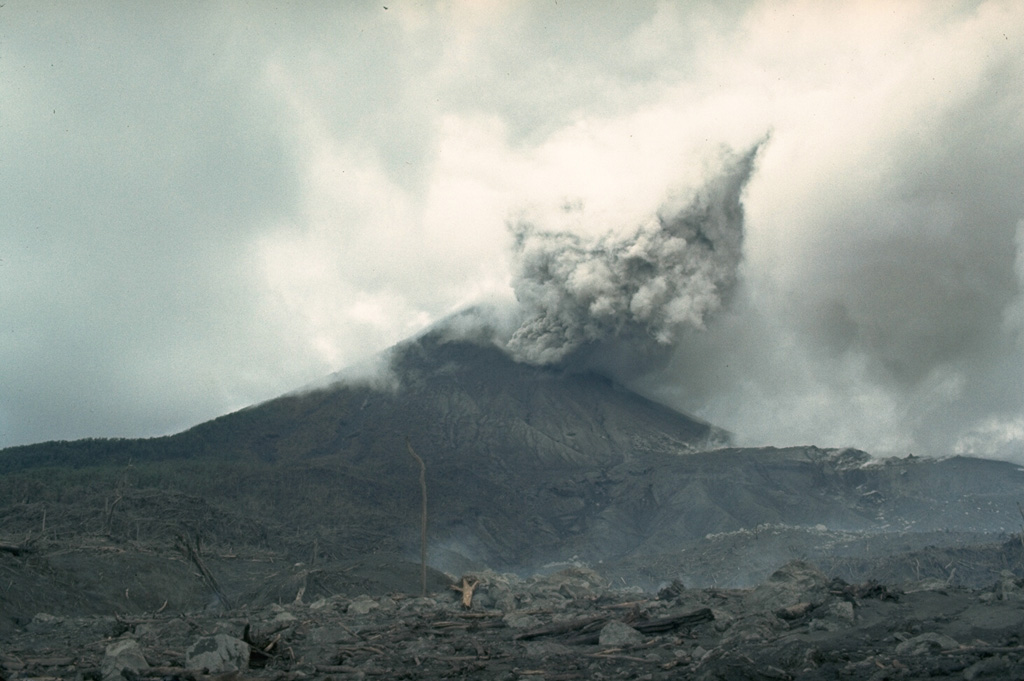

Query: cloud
[0,1,1021,461]
[505,142,762,366]
[629,1,1024,457]
[0,5,307,443]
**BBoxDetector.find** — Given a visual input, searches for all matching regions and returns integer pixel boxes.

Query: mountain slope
[2,328,1024,620]
[0,330,729,568]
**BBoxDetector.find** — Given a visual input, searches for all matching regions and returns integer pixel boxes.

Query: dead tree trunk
[175,532,232,610]
[406,438,428,597]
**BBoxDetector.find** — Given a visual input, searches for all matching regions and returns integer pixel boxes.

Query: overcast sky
[2,1,1022,459]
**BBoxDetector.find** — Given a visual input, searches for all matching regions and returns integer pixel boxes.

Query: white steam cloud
[3,2,1021,461]
[506,144,761,367]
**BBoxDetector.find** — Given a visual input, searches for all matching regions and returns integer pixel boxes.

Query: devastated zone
[4,449,1024,681]
[5,562,1024,680]
[4,335,1024,679]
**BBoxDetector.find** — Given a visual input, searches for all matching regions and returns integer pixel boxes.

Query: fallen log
[561,607,715,645]
[174,532,232,611]
[314,664,362,674]
[0,542,33,556]
[23,656,76,667]
[632,607,714,634]
[939,644,1024,655]
[513,614,607,641]
[124,668,203,681]
[588,652,651,663]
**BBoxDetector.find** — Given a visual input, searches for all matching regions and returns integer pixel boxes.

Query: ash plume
[506,143,762,367]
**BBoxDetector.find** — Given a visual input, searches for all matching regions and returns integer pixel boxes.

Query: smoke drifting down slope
[506,143,762,367]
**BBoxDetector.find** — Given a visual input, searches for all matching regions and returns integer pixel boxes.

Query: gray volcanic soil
[5,562,1024,680]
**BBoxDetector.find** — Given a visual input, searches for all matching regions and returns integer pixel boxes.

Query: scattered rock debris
[4,562,1024,680]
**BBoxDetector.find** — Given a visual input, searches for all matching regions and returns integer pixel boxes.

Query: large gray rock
[894,632,959,656]
[747,560,830,612]
[27,613,63,633]
[185,634,250,673]
[503,612,543,630]
[599,620,644,647]
[347,594,380,615]
[964,656,1013,681]
[102,639,149,681]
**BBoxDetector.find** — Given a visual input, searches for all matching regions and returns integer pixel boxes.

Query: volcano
[2,324,1024,622]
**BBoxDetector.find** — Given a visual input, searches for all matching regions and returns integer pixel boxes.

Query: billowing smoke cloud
[3,1,1021,462]
[506,143,761,367]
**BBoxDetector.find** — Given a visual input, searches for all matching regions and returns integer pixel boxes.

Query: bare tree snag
[0,534,37,556]
[0,542,32,556]
[407,438,428,596]
[175,532,232,610]
[1017,502,1024,550]
[104,493,123,533]
[451,577,480,608]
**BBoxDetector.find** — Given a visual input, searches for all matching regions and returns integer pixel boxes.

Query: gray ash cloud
[505,143,762,367]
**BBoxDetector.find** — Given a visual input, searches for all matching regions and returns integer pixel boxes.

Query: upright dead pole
[1017,502,1024,551]
[407,438,428,596]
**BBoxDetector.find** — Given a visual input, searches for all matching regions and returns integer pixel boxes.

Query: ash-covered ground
[5,561,1024,681]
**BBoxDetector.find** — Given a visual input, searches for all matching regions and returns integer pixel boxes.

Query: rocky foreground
[4,562,1024,681]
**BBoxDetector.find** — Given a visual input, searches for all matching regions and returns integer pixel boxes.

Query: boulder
[828,600,855,624]
[185,634,250,673]
[964,656,1013,680]
[535,566,603,592]
[398,596,438,612]
[894,632,959,656]
[503,612,543,630]
[102,639,149,681]
[996,571,1024,601]
[26,613,63,633]
[599,620,644,647]
[347,595,380,615]
[748,560,829,612]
